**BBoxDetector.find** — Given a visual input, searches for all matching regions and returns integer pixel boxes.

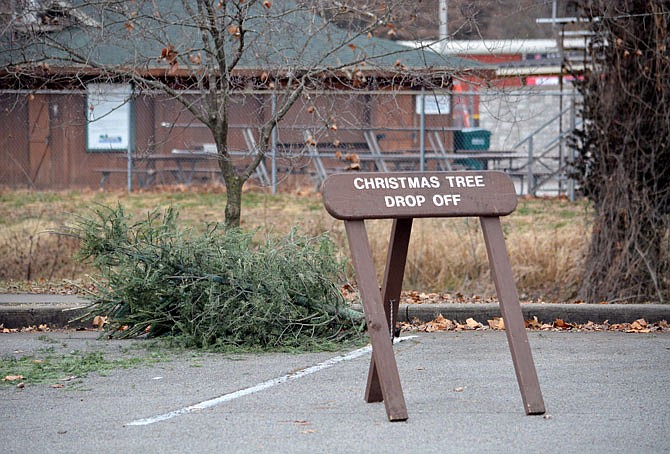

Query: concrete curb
[1,294,668,329]
[397,303,670,325]
[0,295,91,328]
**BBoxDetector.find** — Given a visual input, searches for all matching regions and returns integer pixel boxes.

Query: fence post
[271,92,278,194]
[527,136,534,196]
[419,88,426,172]
[568,88,576,201]
[127,84,135,192]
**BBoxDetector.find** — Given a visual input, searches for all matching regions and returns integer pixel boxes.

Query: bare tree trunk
[216,130,245,228]
[573,0,670,303]
[583,166,666,303]
[222,173,244,229]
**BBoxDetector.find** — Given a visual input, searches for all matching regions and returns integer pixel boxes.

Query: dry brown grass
[0,186,591,301]
[360,213,589,302]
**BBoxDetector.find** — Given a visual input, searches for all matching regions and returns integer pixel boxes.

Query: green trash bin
[453,128,491,170]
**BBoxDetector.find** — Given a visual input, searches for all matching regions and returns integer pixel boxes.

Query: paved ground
[1,329,668,453]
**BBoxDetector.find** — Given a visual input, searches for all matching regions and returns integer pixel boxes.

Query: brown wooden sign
[322,171,517,220]
[322,171,545,422]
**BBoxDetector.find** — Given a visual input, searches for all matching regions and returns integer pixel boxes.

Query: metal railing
[508,96,582,197]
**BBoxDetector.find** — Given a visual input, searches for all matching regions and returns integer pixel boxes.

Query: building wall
[0,90,443,189]
[0,94,29,187]
[0,86,576,190]
[479,85,577,154]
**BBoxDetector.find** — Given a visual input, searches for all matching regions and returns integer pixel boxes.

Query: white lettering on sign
[444,175,485,188]
[354,176,440,191]
[385,195,426,208]
[432,194,461,206]
[348,173,491,212]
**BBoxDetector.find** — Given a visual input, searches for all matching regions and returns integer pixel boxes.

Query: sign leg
[345,220,408,421]
[480,216,546,415]
[366,218,413,403]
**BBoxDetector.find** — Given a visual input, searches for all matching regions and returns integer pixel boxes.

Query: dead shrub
[0,222,86,281]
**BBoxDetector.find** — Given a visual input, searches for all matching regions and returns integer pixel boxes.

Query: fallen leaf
[553,318,568,329]
[525,316,542,329]
[3,375,24,381]
[487,317,505,330]
[433,314,454,330]
[423,322,438,333]
[631,319,648,330]
[92,315,108,328]
[465,318,480,329]
[50,384,65,389]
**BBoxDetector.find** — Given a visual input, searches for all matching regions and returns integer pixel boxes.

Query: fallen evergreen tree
[73,205,364,350]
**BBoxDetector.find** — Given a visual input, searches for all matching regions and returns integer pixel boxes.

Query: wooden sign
[322,171,517,220]
[322,171,545,422]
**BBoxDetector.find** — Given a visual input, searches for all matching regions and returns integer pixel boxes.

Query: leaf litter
[401,316,669,333]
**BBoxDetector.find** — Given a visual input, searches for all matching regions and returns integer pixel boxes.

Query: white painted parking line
[126,336,417,426]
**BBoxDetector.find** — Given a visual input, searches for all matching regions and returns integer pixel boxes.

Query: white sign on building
[87,83,132,151]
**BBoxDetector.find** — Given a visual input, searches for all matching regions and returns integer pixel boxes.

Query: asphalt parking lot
[1,330,668,453]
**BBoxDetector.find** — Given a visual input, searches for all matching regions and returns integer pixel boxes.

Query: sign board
[322,171,517,220]
[322,171,545,422]
[87,83,132,151]
[415,93,450,115]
